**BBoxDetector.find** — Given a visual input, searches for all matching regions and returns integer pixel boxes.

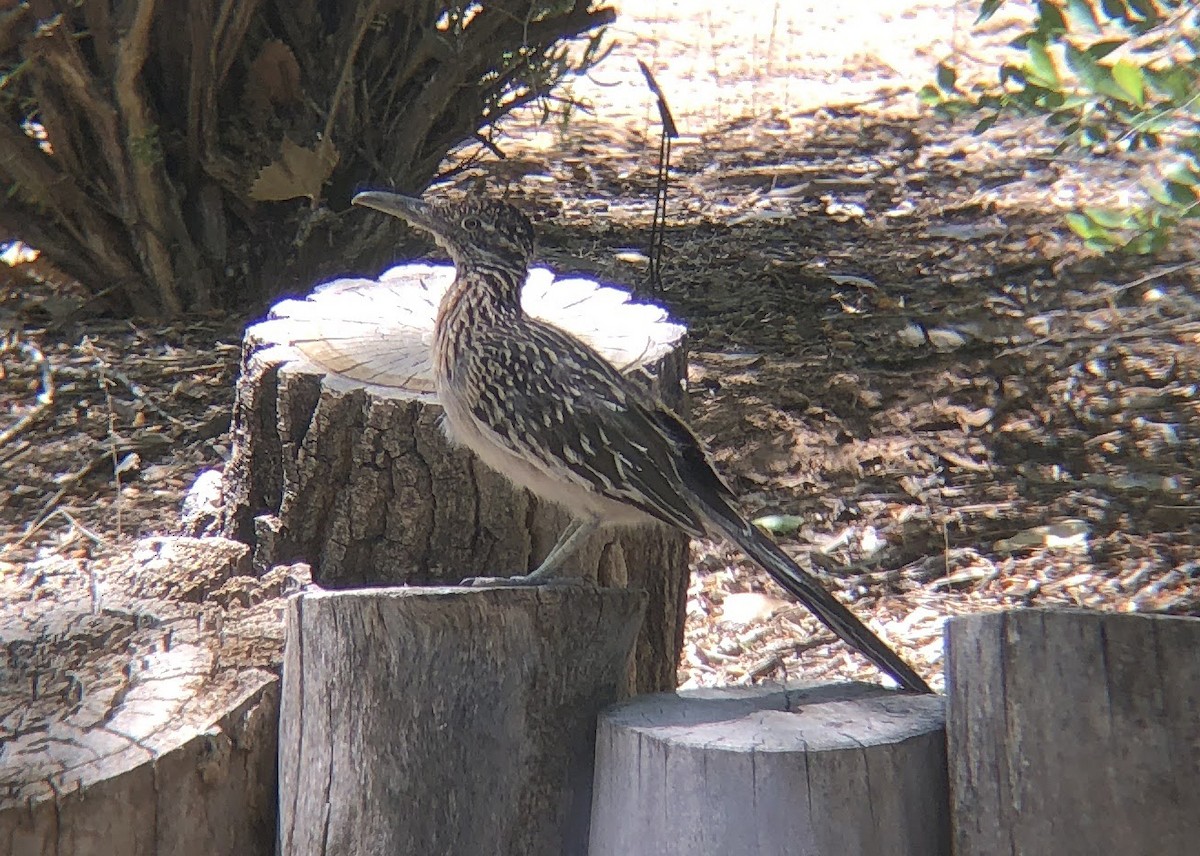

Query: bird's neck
[434,264,526,390]
[437,263,526,332]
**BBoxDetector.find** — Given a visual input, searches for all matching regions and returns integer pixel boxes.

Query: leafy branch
[921,0,1200,254]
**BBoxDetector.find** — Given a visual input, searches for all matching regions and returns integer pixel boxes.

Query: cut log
[946,609,1200,856]
[0,536,301,856]
[221,263,691,692]
[278,584,647,856]
[588,683,949,856]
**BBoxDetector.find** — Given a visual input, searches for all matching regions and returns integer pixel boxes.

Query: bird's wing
[462,321,712,536]
[461,321,932,692]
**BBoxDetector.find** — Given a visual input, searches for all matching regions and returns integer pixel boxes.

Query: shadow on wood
[947,609,1200,856]
[278,584,647,856]
[589,683,949,856]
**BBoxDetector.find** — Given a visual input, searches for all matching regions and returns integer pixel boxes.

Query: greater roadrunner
[352,190,932,694]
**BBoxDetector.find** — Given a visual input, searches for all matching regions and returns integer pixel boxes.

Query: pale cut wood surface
[589,683,949,856]
[947,609,1200,856]
[278,585,647,856]
[1,536,293,856]
[222,264,691,693]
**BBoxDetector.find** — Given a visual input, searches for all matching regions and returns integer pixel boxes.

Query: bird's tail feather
[705,509,932,693]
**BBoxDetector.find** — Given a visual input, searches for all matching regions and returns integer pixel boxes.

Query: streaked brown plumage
[352,190,932,693]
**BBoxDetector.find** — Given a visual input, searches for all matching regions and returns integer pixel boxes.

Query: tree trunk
[278,585,647,856]
[0,536,295,856]
[946,609,1200,856]
[589,683,950,856]
[222,263,691,693]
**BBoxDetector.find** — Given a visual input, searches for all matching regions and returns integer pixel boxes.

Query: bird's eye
[462,216,482,230]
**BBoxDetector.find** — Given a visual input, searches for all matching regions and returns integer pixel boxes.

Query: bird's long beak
[352,191,437,232]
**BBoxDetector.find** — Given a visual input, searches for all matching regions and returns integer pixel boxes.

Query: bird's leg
[462,515,600,587]
[524,515,599,581]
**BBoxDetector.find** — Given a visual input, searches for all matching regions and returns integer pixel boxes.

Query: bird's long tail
[705,510,932,693]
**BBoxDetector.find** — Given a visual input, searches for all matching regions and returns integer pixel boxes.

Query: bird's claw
[461,574,586,588]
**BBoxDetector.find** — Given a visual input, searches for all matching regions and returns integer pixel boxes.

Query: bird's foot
[461,573,587,588]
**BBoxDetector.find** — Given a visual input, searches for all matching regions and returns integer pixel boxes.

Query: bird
[352,190,932,694]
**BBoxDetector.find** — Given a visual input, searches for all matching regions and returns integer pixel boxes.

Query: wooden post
[0,536,287,856]
[947,609,1200,856]
[588,684,949,856]
[222,264,690,693]
[278,584,647,856]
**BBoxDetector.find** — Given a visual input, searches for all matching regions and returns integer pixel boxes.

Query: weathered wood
[0,536,297,856]
[222,264,690,693]
[589,683,949,856]
[947,609,1200,856]
[278,585,647,856]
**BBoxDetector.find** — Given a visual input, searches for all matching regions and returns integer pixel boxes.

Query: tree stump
[278,584,647,856]
[946,609,1200,856]
[589,683,949,856]
[0,536,300,856]
[221,263,690,693]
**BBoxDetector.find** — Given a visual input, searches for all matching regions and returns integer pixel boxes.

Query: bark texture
[278,585,647,856]
[1,536,297,856]
[947,609,1200,856]
[589,683,950,856]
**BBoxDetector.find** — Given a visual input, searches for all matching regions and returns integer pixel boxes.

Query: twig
[81,338,125,537]
[106,364,185,426]
[11,451,112,549]
[18,507,110,549]
[0,336,56,448]
[1101,260,1200,301]
[638,59,677,293]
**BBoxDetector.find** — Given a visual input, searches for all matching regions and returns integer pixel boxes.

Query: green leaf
[1166,161,1200,187]
[1125,0,1162,25]
[1137,115,1173,135]
[1063,42,1096,80]
[936,62,958,92]
[1047,108,1078,126]
[1099,0,1128,20]
[1066,212,1100,238]
[1085,39,1125,60]
[1165,180,1198,206]
[1082,207,1131,229]
[1145,67,1191,101]
[976,0,1006,24]
[1081,124,1109,146]
[1065,0,1104,32]
[975,113,1000,133]
[1147,181,1176,206]
[917,84,944,106]
[1024,37,1060,87]
[1123,229,1167,254]
[1036,0,1068,36]
[1111,59,1145,105]
[1084,234,1121,252]
[753,514,804,536]
[1042,89,1066,109]
[1064,43,1137,103]
[1010,30,1036,49]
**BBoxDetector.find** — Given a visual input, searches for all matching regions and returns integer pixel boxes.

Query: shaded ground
[4,1,1199,692]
